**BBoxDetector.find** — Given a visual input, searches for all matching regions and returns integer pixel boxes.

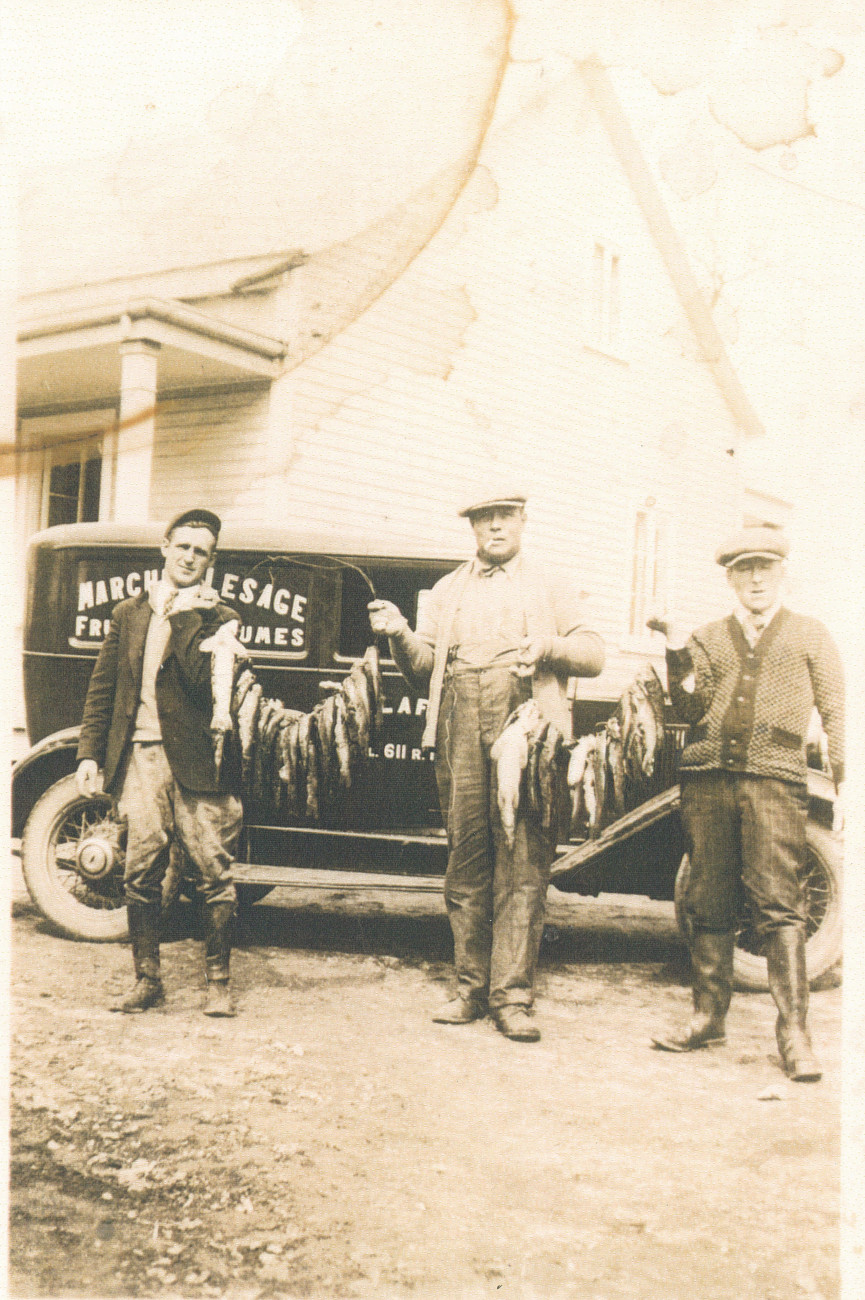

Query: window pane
[81,456,102,522]
[50,461,80,498]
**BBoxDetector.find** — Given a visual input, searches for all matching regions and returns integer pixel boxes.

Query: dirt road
[10,867,840,1300]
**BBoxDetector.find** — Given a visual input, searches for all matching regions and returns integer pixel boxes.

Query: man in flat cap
[76,509,243,1016]
[648,525,844,1080]
[369,491,604,1040]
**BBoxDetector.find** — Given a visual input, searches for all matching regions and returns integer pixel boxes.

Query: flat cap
[715,524,789,568]
[165,508,222,540]
[458,491,528,519]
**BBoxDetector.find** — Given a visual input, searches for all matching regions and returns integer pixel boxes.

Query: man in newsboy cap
[369,490,604,1040]
[648,525,844,1080]
[76,508,243,1016]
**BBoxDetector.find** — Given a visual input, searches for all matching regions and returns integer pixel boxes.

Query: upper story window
[591,240,621,353]
[629,499,669,638]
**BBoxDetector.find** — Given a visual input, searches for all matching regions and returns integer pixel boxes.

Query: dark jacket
[667,608,844,788]
[76,592,242,795]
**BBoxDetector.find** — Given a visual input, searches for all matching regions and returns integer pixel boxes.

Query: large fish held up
[200,619,250,778]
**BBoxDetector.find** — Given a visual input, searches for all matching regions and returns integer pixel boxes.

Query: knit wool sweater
[667,608,844,788]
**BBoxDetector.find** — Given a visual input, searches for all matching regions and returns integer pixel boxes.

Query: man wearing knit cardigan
[368,492,604,1041]
[648,525,844,1081]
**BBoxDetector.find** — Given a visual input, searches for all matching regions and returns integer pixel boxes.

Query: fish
[567,734,596,792]
[361,646,384,751]
[348,664,372,755]
[538,722,565,832]
[628,664,666,779]
[252,698,279,804]
[581,748,598,834]
[305,708,323,823]
[199,618,248,777]
[340,673,364,761]
[527,721,550,821]
[231,665,256,716]
[318,692,339,802]
[332,692,352,791]
[272,710,302,812]
[237,681,262,789]
[279,714,300,812]
[490,699,541,850]
[295,713,311,816]
[589,730,607,837]
[605,715,626,819]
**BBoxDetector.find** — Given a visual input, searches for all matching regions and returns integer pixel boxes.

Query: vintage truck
[12,522,842,991]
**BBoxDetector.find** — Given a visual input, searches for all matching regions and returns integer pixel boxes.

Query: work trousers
[117,742,240,908]
[680,771,809,936]
[435,667,554,1009]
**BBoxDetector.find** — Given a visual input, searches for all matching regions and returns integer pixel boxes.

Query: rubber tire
[21,774,130,942]
[674,818,843,992]
[20,774,195,942]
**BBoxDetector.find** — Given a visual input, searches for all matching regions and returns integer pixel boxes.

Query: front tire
[21,775,129,941]
[674,819,843,992]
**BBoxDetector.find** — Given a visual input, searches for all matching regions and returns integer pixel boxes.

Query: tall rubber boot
[766,927,822,1081]
[111,902,164,1013]
[652,929,735,1051]
[203,900,236,1017]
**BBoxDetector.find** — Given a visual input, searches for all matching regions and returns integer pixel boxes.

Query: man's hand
[367,600,409,638]
[166,585,220,616]
[513,636,549,678]
[76,759,103,798]
[646,611,689,649]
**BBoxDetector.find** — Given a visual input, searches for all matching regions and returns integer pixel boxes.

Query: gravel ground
[9,862,840,1300]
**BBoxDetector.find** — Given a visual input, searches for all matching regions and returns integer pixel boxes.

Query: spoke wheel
[21,774,130,941]
[674,818,843,992]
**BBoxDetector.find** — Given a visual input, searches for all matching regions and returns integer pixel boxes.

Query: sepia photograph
[3,2,864,1297]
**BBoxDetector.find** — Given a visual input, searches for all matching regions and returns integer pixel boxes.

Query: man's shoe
[651,1013,726,1052]
[492,1006,540,1042]
[203,979,236,1018]
[779,1029,822,1082]
[111,976,164,1014]
[431,996,486,1025]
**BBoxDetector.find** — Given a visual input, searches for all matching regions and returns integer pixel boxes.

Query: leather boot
[203,900,236,1017]
[652,929,734,1051]
[112,902,164,1013]
[766,927,822,1082]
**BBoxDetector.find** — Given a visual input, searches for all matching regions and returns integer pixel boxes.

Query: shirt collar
[735,600,782,639]
[149,575,203,616]
[474,552,522,578]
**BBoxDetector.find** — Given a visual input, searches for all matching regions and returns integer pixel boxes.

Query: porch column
[115,337,160,521]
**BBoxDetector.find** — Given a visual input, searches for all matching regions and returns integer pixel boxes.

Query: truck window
[338,566,433,662]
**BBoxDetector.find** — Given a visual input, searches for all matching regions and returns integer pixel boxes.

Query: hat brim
[723,550,785,568]
[458,498,527,518]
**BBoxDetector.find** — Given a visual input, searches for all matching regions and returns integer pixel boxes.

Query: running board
[233,863,445,894]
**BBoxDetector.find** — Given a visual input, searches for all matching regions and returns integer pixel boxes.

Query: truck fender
[11,727,82,839]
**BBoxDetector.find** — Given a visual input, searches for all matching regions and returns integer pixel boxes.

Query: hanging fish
[237,682,262,789]
[582,748,598,836]
[332,692,352,791]
[538,722,565,832]
[361,645,384,750]
[348,664,372,755]
[252,698,279,805]
[590,730,607,837]
[305,707,324,823]
[340,672,364,762]
[605,715,626,820]
[490,699,541,850]
[318,692,339,803]
[626,664,666,779]
[200,619,249,777]
[527,720,550,821]
[231,665,256,716]
[295,713,311,816]
[279,714,301,813]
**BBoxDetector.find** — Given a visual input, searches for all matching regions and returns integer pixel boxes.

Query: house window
[43,446,102,528]
[591,240,621,351]
[629,500,669,636]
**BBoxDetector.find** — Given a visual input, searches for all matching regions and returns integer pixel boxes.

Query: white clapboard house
[15,53,778,707]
